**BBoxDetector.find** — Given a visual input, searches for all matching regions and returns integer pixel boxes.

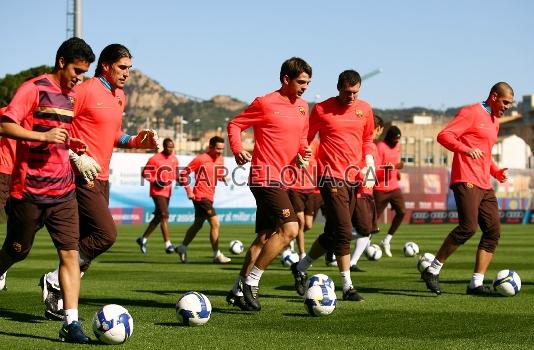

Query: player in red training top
[226,57,312,311]
[0,106,16,211]
[175,136,232,264]
[421,82,513,296]
[39,44,159,321]
[291,69,375,302]
[373,125,406,257]
[137,138,179,254]
[349,114,384,272]
[0,37,95,344]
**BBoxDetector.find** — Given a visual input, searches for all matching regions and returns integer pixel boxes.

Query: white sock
[142,237,147,244]
[300,252,307,259]
[165,240,172,248]
[350,236,370,266]
[383,234,393,244]
[47,270,60,288]
[213,250,222,258]
[340,271,353,292]
[245,266,264,287]
[469,273,484,289]
[297,254,313,273]
[65,308,78,324]
[428,258,443,275]
[232,275,244,296]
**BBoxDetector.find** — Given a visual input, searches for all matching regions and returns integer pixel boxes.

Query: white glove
[69,150,102,183]
[296,153,309,169]
[363,154,376,189]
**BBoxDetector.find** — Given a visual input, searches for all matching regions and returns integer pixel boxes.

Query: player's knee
[5,244,31,262]
[449,227,476,245]
[151,213,163,225]
[396,210,406,219]
[479,230,500,253]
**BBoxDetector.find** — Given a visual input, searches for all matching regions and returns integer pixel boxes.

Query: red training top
[227,91,309,186]
[180,152,225,202]
[374,140,401,192]
[3,74,75,203]
[308,97,374,183]
[0,106,17,175]
[291,138,320,191]
[437,103,500,190]
[142,151,179,198]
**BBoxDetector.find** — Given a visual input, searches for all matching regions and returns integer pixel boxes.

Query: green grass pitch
[0,223,533,349]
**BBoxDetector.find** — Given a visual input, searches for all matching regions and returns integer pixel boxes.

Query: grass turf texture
[0,223,533,349]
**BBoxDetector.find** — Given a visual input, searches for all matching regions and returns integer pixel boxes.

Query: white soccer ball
[306,273,335,292]
[366,244,382,260]
[493,269,521,297]
[304,284,337,317]
[176,292,212,326]
[281,249,300,267]
[417,252,435,273]
[229,240,244,255]
[403,242,420,257]
[92,304,134,345]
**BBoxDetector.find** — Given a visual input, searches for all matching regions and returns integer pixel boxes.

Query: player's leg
[350,194,374,272]
[381,189,406,257]
[137,196,162,254]
[175,200,206,263]
[158,197,174,253]
[207,211,231,264]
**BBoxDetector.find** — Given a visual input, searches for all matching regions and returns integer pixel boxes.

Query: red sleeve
[299,111,309,156]
[437,109,473,154]
[142,156,157,182]
[180,155,201,196]
[307,105,320,143]
[3,82,39,125]
[490,161,500,178]
[227,98,264,154]
[362,108,375,156]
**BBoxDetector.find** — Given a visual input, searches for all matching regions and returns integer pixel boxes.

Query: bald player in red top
[225,57,312,311]
[291,69,375,302]
[421,82,513,296]
[39,44,159,320]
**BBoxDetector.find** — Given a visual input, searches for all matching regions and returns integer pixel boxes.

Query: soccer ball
[92,304,133,345]
[493,269,521,297]
[304,284,337,317]
[403,242,420,257]
[176,292,212,326]
[307,273,335,291]
[229,240,244,255]
[366,244,382,260]
[280,249,299,267]
[417,252,435,273]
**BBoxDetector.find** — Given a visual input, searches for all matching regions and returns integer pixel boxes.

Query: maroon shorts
[448,182,500,253]
[374,188,406,217]
[352,193,378,236]
[250,186,298,233]
[193,199,217,219]
[152,195,170,218]
[76,178,117,260]
[2,197,79,259]
[317,179,356,256]
[0,173,11,209]
[289,190,322,216]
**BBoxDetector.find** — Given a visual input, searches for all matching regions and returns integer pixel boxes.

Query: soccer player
[421,82,513,296]
[0,37,95,343]
[349,114,384,272]
[291,69,375,302]
[137,138,179,254]
[225,57,312,311]
[373,125,406,257]
[175,136,232,264]
[39,44,159,320]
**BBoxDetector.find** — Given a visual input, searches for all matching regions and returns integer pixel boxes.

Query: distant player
[374,125,406,257]
[421,82,513,296]
[175,136,232,264]
[0,37,95,343]
[225,57,312,311]
[137,138,179,254]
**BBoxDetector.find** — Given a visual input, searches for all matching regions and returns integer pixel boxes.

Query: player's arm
[490,161,508,183]
[227,98,263,165]
[179,158,199,200]
[437,109,474,155]
[307,105,320,144]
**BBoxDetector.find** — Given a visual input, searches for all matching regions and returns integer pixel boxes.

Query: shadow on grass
[0,331,59,343]
[0,308,45,324]
[211,307,258,315]
[282,313,309,318]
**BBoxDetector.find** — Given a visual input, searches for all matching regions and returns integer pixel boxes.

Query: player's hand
[495,168,508,183]
[396,161,404,170]
[187,193,195,200]
[42,127,69,144]
[69,150,101,183]
[130,129,160,149]
[234,150,252,165]
[296,153,309,169]
[69,137,88,155]
[466,148,484,159]
[363,154,376,189]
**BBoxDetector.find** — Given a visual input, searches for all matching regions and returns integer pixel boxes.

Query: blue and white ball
[306,273,335,292]
[176,292,212,326]
[229,240,244,255]
[92,304,133,345]
[281,249,300,267]
[403,242,420,257]
[366,244,382,260]
[493,269,521,297]
[417,252,435,273]
[304,284,337,317]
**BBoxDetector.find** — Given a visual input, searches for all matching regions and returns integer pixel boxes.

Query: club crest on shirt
[117,96,123,106]
[281,209,291,218]
[68,96,75,106]
[298,106,305,116]
[355,109,364,118]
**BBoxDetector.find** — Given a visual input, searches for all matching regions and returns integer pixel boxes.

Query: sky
[1,0,533,109]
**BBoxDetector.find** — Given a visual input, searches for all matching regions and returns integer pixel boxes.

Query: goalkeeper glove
[69,150,101,184]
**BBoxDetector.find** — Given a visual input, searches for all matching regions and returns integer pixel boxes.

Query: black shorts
[250,186,297,233]
[0,172,11,209]
[193,199,217,219]
[289,190,322,216]
[352,193,378,236]
[152,195,170,218]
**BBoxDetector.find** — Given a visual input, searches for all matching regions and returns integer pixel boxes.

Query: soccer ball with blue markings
[280,249,300,267]
[304,284,337,317]
[493,269,521,297]
[306,273,335,292]
[366,244,382,260]
[229,240,245,255]
[176,292,212,326]
[403,242,420,257]
[92,304,133,344]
